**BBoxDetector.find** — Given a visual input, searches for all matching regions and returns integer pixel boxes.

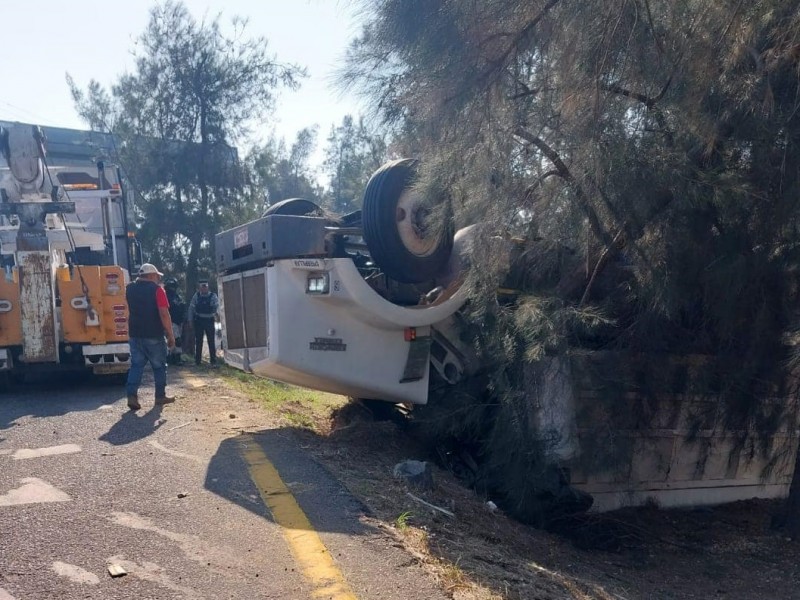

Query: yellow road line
[238,435,358,600]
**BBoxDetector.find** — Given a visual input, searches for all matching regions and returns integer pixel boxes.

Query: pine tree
[69,0,304,290]
[345,0,800,526]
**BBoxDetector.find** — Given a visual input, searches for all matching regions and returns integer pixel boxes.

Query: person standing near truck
[188,280,219,366]
[125,263,176,410]
[163,277,187,365]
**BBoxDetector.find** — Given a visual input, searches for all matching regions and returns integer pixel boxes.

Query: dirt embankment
[198,368,800,600]
[304,413,800,600]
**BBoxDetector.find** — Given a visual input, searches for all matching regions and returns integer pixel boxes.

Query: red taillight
[404,327,416,342]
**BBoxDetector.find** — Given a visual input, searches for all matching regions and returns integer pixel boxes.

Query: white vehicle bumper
[82,343,131,373]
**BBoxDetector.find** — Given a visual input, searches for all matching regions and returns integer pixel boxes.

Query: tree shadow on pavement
[204,427,371,535]
[98,405,164,446]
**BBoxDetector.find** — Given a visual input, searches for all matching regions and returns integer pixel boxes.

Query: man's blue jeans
[126,337,168,397]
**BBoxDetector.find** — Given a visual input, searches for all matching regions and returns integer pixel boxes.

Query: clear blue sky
[0,0,364,172]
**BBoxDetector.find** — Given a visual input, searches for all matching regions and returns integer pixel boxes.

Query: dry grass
[218,364,346,430]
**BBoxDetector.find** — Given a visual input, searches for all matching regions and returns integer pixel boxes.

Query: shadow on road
[98,405,165,446]
[0,373,125,443]
[204,427,371,535]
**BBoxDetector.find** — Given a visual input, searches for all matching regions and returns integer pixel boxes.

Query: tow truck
[0,123,133,381]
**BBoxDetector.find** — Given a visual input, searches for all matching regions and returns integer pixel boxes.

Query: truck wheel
[362,159,453,283]
[262,198,322,217]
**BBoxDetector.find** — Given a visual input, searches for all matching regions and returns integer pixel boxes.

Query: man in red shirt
[125,263,176,410]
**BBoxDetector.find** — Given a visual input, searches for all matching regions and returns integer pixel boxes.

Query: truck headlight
[306,273,329,294]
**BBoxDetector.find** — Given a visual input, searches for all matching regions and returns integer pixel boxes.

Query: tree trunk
[186,233,202,295]
[785,436,800,539]
[197,96,210,286]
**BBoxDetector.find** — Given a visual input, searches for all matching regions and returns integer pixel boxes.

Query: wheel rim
[395,188,440,258]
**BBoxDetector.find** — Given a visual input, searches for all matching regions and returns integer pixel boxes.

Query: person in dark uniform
[188,280,219,366]
[125,263,176,410]
[163,277,187,366]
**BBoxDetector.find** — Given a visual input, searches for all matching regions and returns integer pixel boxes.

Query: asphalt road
[0,369,447,600]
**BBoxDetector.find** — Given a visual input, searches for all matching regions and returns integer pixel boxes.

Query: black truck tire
[362,159,453,284]
[262,198,322,217]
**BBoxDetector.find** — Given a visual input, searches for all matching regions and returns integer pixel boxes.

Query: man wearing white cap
[125,263,176,410]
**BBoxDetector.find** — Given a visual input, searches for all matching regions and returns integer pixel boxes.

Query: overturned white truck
[216,160,473,405]
[217,160,798,520]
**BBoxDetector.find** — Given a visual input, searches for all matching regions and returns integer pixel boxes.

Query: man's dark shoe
[155,395,176,405]
[127,394,141,410]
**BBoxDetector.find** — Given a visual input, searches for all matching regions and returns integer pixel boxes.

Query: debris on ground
[393,460,434,490]
[406,492,455,518]
[107,564,127,578]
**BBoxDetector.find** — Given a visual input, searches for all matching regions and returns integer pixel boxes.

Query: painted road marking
[239,435,358,600]
[0,478,71,506]
[109,511,252,575]
[13,444,82,460]
[52,562,100,584]
[148,440,205,465]
[0,587,17,600]
[0,449,11,456]
[106,555,197,596]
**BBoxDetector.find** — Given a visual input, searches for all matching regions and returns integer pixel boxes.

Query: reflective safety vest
[194,293,216,319]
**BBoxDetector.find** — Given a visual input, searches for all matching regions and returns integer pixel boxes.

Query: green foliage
[219,364,346,429]
[348,0,800,409]
[394,511,413,530]
[246,128,325,209]
[347,0,800,519]
[69,0,304,292]
[322,115,389,214]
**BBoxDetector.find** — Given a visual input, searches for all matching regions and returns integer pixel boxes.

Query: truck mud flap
[400,336,431,383]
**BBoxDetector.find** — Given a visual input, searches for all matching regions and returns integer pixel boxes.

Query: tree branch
[602,78,675,146]
[524,169,560,201]
[509,78,541,100]
[478,0,562,88]
[514,126,613,249]
[642,0,665,57]
[578,226,626,308]
[602,77,672,109]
